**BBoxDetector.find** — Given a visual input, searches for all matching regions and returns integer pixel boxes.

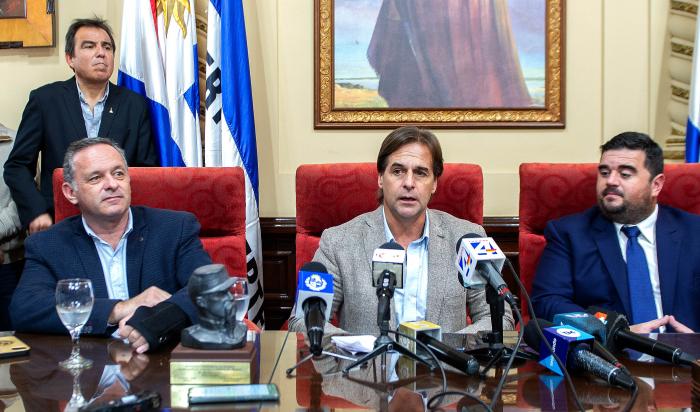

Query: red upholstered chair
[52,167,248,278]
[295,163,484,274]
[518,162,700,321]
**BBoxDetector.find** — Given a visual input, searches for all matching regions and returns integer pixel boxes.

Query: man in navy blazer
[531,132,699,333]
[10,138,210,352]
[4,17,156,235]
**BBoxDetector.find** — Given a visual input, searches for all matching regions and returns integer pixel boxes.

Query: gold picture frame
[0,0,54,48]
[315,0,565,129]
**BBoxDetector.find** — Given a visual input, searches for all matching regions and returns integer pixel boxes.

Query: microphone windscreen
[300,261,328,273]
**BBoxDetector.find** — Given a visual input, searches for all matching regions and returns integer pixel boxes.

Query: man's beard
[597,191,655,225]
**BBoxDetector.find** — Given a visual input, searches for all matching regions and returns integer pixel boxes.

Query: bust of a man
[181,264,247,349]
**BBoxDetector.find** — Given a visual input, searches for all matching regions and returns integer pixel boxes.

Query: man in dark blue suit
[10,138,211,352]
[531,132,699,333]
[4,17,156,235]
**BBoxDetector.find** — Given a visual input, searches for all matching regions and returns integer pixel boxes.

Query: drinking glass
[56,278,94,369]
[231,278,250,322]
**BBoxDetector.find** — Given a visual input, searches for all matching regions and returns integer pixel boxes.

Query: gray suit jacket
[289,207,514,336]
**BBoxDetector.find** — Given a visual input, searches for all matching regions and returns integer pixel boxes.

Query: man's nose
[402,171,416,188]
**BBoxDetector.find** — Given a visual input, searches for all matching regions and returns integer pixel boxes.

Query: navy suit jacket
[4,78,157,227]
[531,205,700,331]
[10,206,212,335]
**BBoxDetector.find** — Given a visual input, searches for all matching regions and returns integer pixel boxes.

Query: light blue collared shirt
[76,80,110,138]
[382,207,430,325]
[82,208,133,302]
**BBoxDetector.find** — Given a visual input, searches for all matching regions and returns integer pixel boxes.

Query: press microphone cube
[295,270,334,320]
[455,236,505,288]
[398,320,442,358]
[553,312,608,346]
[372,246,405,288]
[539,325,594,376]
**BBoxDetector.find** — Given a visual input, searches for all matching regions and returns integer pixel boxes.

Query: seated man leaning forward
[531,131,700,333]
[289,126,514,336]
[10,138,212,352]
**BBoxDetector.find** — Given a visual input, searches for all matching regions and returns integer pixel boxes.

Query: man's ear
[62,182,79,205]
[651,173,665,198]
[65,53,74,70]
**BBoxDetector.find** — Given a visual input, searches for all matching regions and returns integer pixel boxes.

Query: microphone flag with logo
[294,263,334,321]
[455,235,505,288]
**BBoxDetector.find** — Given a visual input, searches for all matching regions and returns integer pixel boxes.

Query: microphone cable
[503,257,586,412]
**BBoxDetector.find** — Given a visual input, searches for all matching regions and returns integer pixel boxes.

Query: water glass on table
[55,278,94,369]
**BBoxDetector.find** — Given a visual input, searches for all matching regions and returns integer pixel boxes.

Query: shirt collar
[381,207,430,245]
[82,208,134,244]
[76,79,110,105]
[614,204,658,244]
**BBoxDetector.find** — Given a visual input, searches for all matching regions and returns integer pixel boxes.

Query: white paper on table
[331,335,376,354]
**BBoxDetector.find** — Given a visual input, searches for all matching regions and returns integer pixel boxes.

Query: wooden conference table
[1,331,698,411]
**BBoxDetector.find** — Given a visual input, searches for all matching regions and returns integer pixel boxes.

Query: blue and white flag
[118,0,202,166]
[687,17,700,162]
[205,0,264,327]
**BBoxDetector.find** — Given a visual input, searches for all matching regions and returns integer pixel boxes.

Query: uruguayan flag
[118,0,201,166]
[687,17,700,162]
[205,0,265,327]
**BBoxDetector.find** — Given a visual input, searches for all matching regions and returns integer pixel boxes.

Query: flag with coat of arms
[118,0,202,167]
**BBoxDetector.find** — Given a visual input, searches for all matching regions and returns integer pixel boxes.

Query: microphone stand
[286,346,358,376]
[465,284,531,375]
[342,271,434,375]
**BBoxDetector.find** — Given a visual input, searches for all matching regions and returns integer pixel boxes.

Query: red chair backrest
[518,162,700,320]
[52,167,248,277]
[295,162,484,274]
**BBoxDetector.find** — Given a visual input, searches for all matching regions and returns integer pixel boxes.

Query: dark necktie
[621,226,657,325]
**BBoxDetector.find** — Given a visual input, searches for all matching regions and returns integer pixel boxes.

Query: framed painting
[315,0,565,129]
[0,0,54,48]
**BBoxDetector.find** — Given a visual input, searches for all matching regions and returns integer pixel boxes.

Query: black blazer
[4,77,157,227]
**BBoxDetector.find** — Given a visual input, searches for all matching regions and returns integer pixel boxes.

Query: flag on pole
[686,18,700,162]
[205,0,265,327]
[118,0,202,166]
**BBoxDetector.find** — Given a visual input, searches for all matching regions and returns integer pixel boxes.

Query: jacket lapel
[126,207,147,298]
[98,82,120,137]
[592,212,631,316]
[656,206,680,317]
[70,219,108,297]
[425,210,448,323]
[63,78,88,138]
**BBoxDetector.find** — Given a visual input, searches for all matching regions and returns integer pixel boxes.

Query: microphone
[454,233,515,305]
[553,311,628,371]
[416,332,480,375]
[523,319,635,389]
[372,241,405,288]
[294,262,334,356]
[376,269,396,325]
[587,307,697,366]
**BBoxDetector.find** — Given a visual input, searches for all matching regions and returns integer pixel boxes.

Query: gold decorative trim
[670,0,697,15]
[671,42,693,58]
[314,0,565,128]
[672,84,690,100]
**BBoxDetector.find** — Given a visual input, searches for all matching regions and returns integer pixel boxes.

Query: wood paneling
[260,216,520,330]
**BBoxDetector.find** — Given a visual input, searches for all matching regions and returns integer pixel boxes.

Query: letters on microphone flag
[687,16,700,162]
[118,0,202,167]
[205,0,265,327]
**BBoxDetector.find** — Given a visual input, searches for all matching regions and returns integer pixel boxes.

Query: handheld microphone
[524,319,635,389]
[553,311,628,371]
[416,332,480,376]
[587,307,697,366]
[454,233,515,305]
[294,262,334,356]
[372,241,405,288]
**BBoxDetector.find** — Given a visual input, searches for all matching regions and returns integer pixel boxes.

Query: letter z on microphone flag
[205,0,265,327]
[687,15,700,162]
[118,0,202,167]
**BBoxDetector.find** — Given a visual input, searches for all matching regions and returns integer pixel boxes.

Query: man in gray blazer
[289,126,514,336]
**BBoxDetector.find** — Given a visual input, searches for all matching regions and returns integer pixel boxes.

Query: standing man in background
[4,17,156,235]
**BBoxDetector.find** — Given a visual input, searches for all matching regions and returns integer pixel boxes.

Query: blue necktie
[621,226,657,325]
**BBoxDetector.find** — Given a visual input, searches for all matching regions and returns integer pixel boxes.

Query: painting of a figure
[0,0,26,18]
[334,0,545,109]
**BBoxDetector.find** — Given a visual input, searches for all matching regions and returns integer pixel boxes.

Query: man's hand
[108,286,171,324]
[630,315,694,333]
[118,314,150,354]
[28,213,52,234]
